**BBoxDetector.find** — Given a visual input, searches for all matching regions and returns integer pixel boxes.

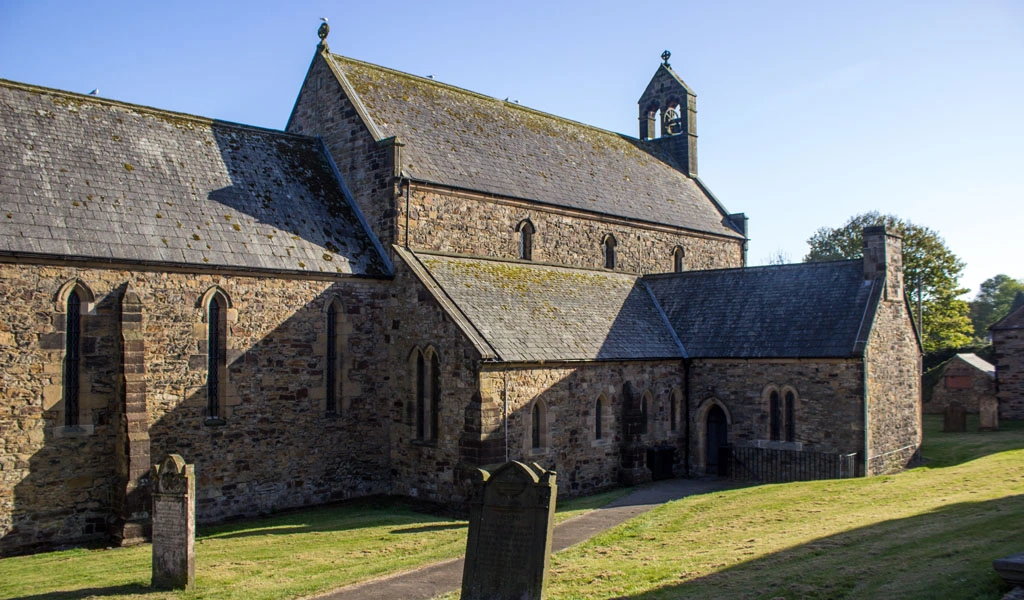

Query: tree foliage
[804,212,971,353]
[970,274,1024,339]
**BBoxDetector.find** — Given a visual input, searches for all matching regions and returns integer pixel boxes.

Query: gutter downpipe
[503,370,509,464]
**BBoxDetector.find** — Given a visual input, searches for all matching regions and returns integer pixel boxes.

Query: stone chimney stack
[862,226,904,301]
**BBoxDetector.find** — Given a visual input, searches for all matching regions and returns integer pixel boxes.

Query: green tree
[970,274,1024,339]
[804,211,971,353]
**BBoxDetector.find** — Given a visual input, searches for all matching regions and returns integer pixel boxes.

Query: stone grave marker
[461,461,556,600]
[151,454,195,590]
[979,396,1000,431]
[943,401,966,433]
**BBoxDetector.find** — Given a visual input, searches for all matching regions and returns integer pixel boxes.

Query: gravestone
[979,396,1000,431]
[461,461,556,600]
[151,454,195,590]
[943,401,966,433]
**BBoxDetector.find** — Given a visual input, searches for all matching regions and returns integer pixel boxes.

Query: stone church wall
[687,358,865,474]
[865,299,922,475]
[0,261,392,554]
[386,257,485,504]
[479,361,685,498]
[402,185,743,274]
[993,322,1024,420]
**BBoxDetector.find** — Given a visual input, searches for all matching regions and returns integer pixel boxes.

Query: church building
[0,28,921,555]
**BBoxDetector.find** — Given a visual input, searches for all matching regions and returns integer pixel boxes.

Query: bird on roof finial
[661,50,671,67]
[318,17,330,49]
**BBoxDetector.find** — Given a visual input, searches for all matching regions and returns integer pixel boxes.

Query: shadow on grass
[200,496,463,541]
[921,415,1024,469]
[612,495,1022,600]
[390,524,466,535]
[11,583,154,599]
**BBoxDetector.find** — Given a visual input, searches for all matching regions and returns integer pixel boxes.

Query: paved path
[314,478,724,600]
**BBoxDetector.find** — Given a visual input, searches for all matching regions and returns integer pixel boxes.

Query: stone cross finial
[661,50,671,66]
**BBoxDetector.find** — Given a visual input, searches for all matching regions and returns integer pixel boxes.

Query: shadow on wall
[2,278,392,556]
[609,495,1021,600]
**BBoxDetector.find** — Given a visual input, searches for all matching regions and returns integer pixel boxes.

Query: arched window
[595,396,604,440]
[412,347,440,441]
[784,390,796,443]
[415,350,426,439]
[671,388,681,432]
[325,300,340,414]
[673,246,685,273]
[603,234,617,269]
[640,391,650,435]
[64,291,82,427]
[206,291,228,420]
[430,351,440,441]
[517,219,535,261]
[531,401,547,450]
[769,390,781,441]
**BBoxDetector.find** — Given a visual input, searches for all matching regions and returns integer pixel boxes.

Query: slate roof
[644,260,879,358]
[952,353,996,377]
[410,252,683,363]
[0,79,389,276]
[327,54,743,239]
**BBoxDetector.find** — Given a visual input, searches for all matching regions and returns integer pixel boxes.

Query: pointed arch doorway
[705,405,728,475]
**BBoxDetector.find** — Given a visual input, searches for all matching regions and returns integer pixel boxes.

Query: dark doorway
[705,405,728,475]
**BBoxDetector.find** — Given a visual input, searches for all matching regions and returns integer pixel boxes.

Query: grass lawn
[537,415,1024,600]
[3,415,1022,600]
[0,487,627,600]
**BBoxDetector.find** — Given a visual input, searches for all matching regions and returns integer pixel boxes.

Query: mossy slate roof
[330,55,742,239]
[415,253,684,362]
[0,80,388,276]
[645,261,878,358]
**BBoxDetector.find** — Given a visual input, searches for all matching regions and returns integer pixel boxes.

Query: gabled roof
[644,261,879,358]
[326,54,742,239]
[949,353,996,377]
[991,291,1024,330]
[407,252,683,363]
[0,79,390,277]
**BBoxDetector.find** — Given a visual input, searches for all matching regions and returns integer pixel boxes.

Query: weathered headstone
[461,461,556,600]
[943,401,966,433]
[994,552,1024,587]
[151,454,195,590]
[979,396,1000,431]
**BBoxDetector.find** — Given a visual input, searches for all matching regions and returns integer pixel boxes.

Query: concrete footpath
[314,478,724,600]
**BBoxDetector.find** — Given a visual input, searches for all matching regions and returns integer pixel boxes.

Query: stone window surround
[197,286,236,426]
[640,389,652,436]
[528,399,549,455]
[516,218,536,261]
[761,384,800,447]
[409,344,441,444]
[673,246,686,273]
[322,295,348,417]
[694,397,733,470]
[670,387,682,432]
[602,233,617,270]
[50,279,97,437]
[591,394,611,447]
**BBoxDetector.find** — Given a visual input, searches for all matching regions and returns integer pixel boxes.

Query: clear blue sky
[2,0,1021,295]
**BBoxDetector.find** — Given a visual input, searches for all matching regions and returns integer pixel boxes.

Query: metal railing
[719,445,858,482]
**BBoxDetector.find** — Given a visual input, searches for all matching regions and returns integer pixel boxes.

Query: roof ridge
[0,77,313,141]
[329,54,648,147]
[643,258,858,280]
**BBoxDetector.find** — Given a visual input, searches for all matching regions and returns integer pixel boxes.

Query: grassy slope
[0,489,627,600]
[543,415,1024,600]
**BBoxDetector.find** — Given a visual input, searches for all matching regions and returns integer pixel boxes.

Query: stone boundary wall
[402,184,743,275]
[687,358,865,475]
[0,261,392,554]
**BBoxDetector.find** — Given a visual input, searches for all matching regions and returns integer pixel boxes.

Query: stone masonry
[992,301,1024,420]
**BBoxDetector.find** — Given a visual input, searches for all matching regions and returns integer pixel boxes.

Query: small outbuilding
[925,353,996,415]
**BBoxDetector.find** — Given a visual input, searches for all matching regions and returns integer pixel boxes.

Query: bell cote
[638,51,698,177]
